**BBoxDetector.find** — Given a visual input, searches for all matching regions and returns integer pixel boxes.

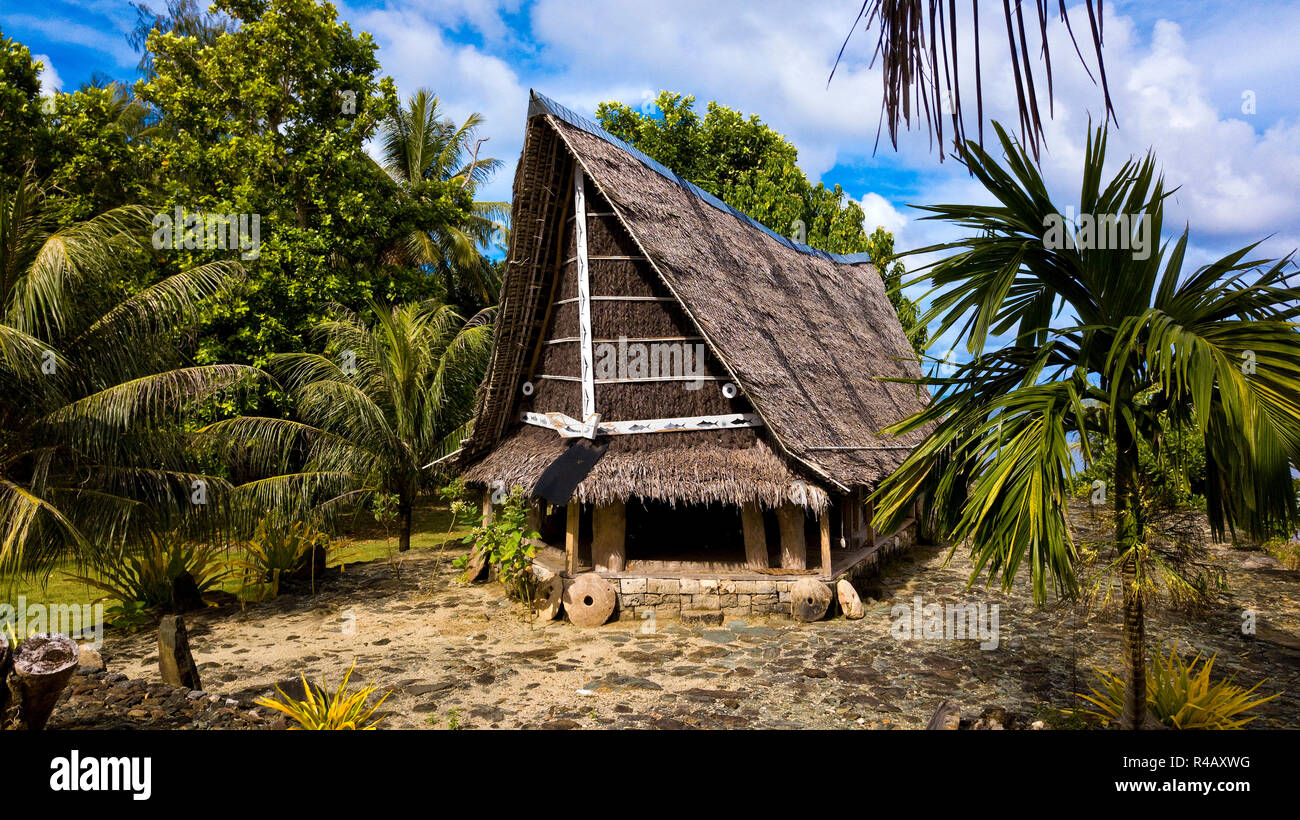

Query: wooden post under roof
[565,502,580,574]
[777,503,805,570]
[866,496,876,547]
[819,512,832,577]
[481,489,494,527]
[592,500,627,572]
[741,502,768,570]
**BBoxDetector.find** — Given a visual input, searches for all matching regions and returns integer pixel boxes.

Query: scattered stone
[680,610,724,627]
[972,706,1008,730]
[925,700,961,730]
[77,646,105,674]
[541,718,581,730]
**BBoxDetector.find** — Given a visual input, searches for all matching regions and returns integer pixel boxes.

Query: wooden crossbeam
[522,410,762,438]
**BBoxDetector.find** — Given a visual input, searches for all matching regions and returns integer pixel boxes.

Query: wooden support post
[778,503,805,570]
[866,496,876,547]
[565,502,580,574]
[481,490,494,527]
[591,500,627,572]
[741,502,768,570]
[819,512,832,577]
[527,500,544,535]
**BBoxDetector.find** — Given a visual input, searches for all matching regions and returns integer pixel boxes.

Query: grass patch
[0,501,475,630]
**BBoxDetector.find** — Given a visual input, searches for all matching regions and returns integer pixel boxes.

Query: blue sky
[8,0,1300,359]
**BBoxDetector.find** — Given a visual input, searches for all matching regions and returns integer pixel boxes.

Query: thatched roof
[461,91,928,504]
[463,425,831,512]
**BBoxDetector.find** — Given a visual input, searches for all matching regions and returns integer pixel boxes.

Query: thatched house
[458,91,927,623]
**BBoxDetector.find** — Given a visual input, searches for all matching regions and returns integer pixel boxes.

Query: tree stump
[562,573,615,628]
[2,634,80,730]
[531,565,563,621]
[790,578,831,622]
[158,615,202,690]
[836,579,865,619]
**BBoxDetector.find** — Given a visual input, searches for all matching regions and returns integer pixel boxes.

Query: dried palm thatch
[831,0,1116,161]
[461,92,930,508]
[463,425,831,512]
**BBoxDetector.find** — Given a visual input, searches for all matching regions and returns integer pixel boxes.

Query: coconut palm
[0,170,253,575]
[872,123,1300,729]
[205,300,494,551]
[379,90,508,309]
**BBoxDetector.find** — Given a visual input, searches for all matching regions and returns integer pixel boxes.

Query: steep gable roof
[465,92,928,491]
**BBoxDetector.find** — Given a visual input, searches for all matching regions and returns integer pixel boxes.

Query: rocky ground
[47,510,1300,730]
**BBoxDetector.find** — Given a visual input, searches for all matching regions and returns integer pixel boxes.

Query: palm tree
[205,300,494,551]
[872,123,1300,729]
[0,170,253,574]
[379,90,508,310]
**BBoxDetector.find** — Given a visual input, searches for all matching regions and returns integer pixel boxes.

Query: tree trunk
[397,494,412,553]
[1114,420,1146,730]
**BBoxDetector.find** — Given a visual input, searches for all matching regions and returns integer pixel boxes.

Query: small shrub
[71,532,227,614]
[454,487,539,602]
[254,664,389,730]
[237,518,334,597]
[1078,641,1279,729]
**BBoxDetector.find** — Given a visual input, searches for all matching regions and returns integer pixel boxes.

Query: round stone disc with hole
[563,573,616,627]
[791,578,832,622]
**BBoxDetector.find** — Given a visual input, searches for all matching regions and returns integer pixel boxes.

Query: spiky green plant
[254,663,389,730]
[235,518,333,597]
[872,122,1300,730]
[69,530,227,613]
[204,299,493,551]
[1079,641,1279,729]
[0,169,254,576]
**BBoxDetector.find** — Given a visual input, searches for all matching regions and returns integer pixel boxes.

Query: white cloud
[31,53,62,95]
[858,192,907,240]
[339,1,529,206]
[333,0,1300,271]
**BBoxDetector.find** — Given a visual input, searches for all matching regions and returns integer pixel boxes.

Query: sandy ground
[86,511,1300,730]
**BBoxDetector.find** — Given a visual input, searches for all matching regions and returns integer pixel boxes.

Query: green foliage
[872,121,1300,602]
[1075,412,1207,509]
[136,0,459,370]
[42,81,156,224]
[380,89,507,312]
[102,599,154,633]
[870,120,1300,728]
[596,91,925,352]
[204,299,494,550]
[0,170,253,575]
[0,30,45,178]
[236,518,333,597]
[455,487,539,601]
[1079,642,1278,729]
[437,479,477,527]
[254,663,389,730]
[70,531,227,613]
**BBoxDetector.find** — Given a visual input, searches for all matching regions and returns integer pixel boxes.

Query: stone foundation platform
[556,521,918,623]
